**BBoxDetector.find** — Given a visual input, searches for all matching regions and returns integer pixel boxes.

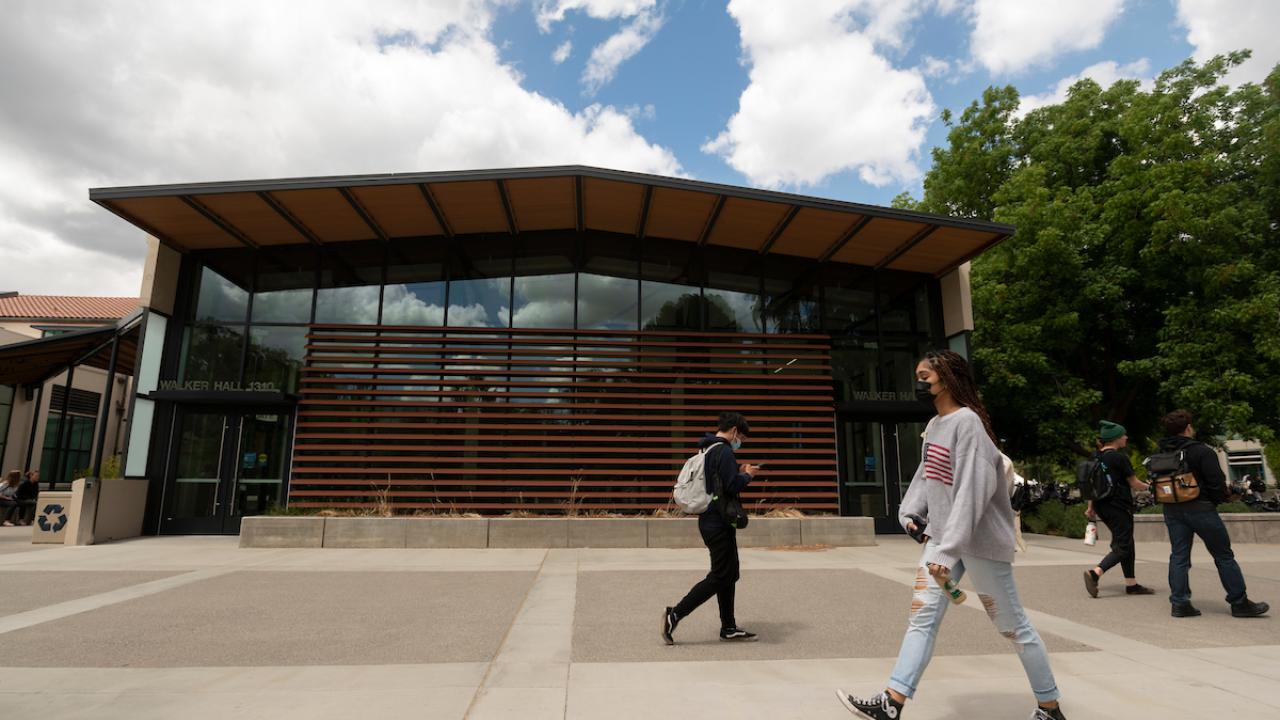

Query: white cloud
[1017,58,1150,116]
[705,0,935,188]
[536,0,662,93]
[1175,0,1280,86]
[920,55,952,78]
[970,0,1126,74]
[0,1,680,296]
[552,40,573,64]
[535,0,657,32]
[583,9,665,93]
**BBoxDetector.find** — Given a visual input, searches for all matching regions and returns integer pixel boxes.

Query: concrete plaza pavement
[0,525,1277,719]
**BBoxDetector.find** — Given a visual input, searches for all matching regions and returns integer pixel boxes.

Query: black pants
[1096,502,1136,578]
[673,521,740,628]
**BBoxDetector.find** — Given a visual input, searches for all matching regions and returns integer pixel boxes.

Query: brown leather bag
[1145,449,1201,504]
[1151,472,1200,503]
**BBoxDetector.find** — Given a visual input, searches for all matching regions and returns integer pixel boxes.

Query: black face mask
[915,380,935,403]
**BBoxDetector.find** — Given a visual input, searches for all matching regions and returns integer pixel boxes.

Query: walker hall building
[71,166,1008,535]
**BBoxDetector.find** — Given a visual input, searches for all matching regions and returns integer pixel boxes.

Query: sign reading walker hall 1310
[158,380,279,392]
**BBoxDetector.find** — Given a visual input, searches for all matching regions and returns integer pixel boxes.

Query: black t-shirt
[1097,449,1135,507]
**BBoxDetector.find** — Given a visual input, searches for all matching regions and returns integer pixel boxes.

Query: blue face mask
[731,437,742,451]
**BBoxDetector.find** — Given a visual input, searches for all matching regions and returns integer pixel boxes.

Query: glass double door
[837,416,927,533]
[162,406,292,534]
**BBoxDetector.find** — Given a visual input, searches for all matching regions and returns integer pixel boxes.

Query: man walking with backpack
[1153,410,1269,618]
[663,412,761,645]
[1081,421,1157,598]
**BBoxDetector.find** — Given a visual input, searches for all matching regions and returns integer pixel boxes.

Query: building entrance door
[160,406,292,534]
[837,413,928,533]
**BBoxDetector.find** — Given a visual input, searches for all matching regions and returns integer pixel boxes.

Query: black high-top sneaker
[661,607,679,645]
[1031,705,1067,719]
[835,690,903,719]
[719,626,757,641]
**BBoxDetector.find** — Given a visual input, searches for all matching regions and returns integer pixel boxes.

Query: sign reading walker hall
[158,380,279,392]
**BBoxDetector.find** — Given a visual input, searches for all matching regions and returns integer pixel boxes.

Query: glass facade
[175,235,944,400]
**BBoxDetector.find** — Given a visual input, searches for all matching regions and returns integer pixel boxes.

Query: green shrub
[1020,500,1088,539]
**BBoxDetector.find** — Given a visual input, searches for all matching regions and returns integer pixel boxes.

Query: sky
[0,0,1276,298]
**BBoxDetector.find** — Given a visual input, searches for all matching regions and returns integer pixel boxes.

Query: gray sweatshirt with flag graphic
[898,407,1016,569]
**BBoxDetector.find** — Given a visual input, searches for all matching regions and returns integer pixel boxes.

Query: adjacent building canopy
[90,166,1011,277]
[0,311,142,386]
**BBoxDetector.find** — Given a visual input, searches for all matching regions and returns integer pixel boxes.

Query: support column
[22,383,43,474]
[51,365,75,489]
[92,337,121,478]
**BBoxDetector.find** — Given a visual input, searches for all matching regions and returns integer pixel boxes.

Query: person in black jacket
[1158,410,1269,618]
[662,412,761,645]
[1081,421,1156,598]
[16,471,40,525]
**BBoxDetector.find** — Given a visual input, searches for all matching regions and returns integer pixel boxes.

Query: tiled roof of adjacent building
[0,294,139,321]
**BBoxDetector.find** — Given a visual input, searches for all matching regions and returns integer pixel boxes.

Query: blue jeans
[887,548,1060,704]
[1164,506,1247,605]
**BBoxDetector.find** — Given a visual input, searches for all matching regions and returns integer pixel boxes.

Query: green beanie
[1099,420,1126,443]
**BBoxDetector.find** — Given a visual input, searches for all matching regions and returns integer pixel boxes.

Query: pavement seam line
[462,548,550,719]
[0,567,236,636]
[0,547,293,636]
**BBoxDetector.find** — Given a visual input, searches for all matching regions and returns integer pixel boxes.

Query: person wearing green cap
[1082,421,1156,598]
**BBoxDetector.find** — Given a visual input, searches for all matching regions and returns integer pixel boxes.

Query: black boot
[1171,602,1201,617]
[1231,597,1270,618]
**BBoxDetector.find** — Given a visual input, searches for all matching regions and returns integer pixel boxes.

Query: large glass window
[382,282,446,325]
[245,326,307,393]
[763,256,820,333]
[180,324,245,385]
[513,273,575,328]
[192,266,249,323]
[703,246,763,333]
[384,238,446,326]
[253,247,317,323]
[578,273,637,330]
[449,278,511,327]
[640,281,702,332]
[448,237,512,328]
[879,272,938,394]
[315,242,384,324]
[40,413,95,484]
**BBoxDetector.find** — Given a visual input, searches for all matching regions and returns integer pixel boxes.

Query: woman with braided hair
[837,350,1067,720]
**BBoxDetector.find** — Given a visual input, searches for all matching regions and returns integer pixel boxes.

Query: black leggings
[673,522,740,628]
[1097,502,1136,579]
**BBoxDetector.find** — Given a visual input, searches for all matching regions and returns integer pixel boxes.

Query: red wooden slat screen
[289,324,839,513]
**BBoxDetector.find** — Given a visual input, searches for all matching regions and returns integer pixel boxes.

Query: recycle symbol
[37,504,68,532]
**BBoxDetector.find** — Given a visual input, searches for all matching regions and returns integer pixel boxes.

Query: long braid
[924,350,998,447]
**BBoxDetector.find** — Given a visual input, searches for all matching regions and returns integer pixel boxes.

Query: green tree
[903,53,1280,463]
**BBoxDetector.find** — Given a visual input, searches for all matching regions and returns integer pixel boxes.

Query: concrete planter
[406,518,489,548]
[488,518,569,548]
[1097,512,1280,544]
[239,515,878,549]
[239,516,325,548]
[323,517,407,548]
[644,518,703,548]
[568,518,648,548]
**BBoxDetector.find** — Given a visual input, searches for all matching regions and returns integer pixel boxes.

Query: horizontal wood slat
[291,324,838,513]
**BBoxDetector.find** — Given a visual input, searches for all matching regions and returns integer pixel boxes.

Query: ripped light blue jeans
[887,547,1061,703]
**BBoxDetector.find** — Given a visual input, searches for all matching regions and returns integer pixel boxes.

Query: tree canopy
[896,53,1280,461]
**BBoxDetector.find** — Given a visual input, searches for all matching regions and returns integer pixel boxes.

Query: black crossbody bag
[710,445,749,530]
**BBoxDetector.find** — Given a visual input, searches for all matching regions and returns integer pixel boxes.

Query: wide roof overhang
[0,311,142,386]
[90,166,1011,277]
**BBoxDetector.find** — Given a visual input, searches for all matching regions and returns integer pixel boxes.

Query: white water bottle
[1084,521,1098,546]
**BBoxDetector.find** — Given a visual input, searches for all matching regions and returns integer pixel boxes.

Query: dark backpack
[1076,455,1114,501]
